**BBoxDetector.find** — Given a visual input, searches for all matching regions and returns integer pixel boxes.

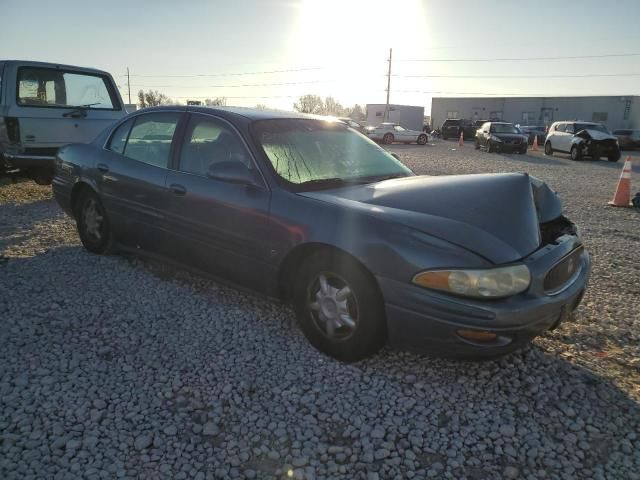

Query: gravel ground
[1,144,639,480]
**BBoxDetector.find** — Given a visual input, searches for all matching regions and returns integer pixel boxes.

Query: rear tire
[75,189,114,254]
[383,133,394,145]
[544,142,553,156]
[417,134,428,145]
[292,251,387,362]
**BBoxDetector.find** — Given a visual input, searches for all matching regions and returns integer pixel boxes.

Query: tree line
[136,90,365,120]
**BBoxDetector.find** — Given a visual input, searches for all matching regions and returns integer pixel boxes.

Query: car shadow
[497,152,564,166]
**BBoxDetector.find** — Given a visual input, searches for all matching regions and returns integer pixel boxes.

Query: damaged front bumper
[380,233,590,359]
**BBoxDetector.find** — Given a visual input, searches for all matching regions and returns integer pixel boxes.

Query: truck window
[17,67,118,110]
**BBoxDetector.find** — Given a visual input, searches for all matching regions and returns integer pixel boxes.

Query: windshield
[491,123,519,134]
[253,119,412,188]
[575,123,609,134]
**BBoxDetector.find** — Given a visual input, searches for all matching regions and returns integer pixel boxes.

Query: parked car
[53,106,589,362]
[366,122,428,145]
[441,118,474,140]
[612,129,640,150]
[474,122,528,154]
[337,117,366,134]
[545,121,621,162]
[518,125,547,145]
[0,60,125,184]
[473,119,490,130]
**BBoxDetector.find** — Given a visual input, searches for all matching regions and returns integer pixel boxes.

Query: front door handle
[97,163,109,173]
[169,183,187,196]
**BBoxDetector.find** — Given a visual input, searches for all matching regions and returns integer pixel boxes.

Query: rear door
[10,64,125,149]
[163,113,271,290]
[98,111,184,254]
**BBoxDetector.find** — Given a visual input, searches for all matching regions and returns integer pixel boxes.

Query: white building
[366,104,425,131]
[431,96,639,131]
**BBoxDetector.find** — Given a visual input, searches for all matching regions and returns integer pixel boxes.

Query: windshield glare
[253,119,412,187]
[491,123,519,134]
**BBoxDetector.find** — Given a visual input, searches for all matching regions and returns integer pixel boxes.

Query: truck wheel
[544,142,553,156]
[292,251,387,362]
[383,133,394,145]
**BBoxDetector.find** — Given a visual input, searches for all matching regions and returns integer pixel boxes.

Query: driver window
[394,125,404,131]
[179,115,251,176]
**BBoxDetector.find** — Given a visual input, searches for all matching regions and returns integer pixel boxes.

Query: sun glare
[290,0,427,104]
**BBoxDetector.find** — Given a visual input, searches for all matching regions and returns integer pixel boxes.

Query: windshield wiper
[298,177,357,188]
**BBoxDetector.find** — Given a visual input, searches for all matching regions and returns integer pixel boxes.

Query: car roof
[133,105,335,122]
[1,59,112,76]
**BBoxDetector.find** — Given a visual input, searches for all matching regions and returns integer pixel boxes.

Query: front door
[164,113,271,291]
[97,111,183,253]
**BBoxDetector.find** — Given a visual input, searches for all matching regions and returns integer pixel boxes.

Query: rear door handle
[169,183,187,196]
[97,163,109,173]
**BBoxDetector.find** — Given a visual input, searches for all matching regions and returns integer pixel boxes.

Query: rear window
[613,130,632,135]
[17,67,119,110]
[443,119,460,126]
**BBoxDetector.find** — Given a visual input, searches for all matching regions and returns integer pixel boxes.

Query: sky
[2,0,639,114]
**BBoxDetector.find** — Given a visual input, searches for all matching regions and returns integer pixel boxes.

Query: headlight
[412,264,531,298]
[489,135,502,142]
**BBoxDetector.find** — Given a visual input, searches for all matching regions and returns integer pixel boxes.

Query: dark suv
[441,119,474,140]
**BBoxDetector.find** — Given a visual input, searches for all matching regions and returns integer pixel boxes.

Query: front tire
[292,251,387,362]
[474,141,480,150]
[486,141,493,153]
[608,150,621,162]
[75,190,114,254]
[383,133,394,145]
[544,142,553,156]
[570,145,582,161]
[417,134,428,145]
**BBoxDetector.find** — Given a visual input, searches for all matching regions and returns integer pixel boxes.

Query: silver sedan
[366,123,428,145]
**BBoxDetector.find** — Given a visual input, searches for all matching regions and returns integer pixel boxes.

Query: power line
[128,80,335,88]
[123,67,323,78]
[395,52,640,63]
[392,72,640,79]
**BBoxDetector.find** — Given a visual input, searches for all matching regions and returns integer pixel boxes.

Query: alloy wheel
[308,272,358,341]
[82,198,104,241]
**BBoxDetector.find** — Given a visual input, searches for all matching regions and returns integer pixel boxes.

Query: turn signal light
[456,329,497,342]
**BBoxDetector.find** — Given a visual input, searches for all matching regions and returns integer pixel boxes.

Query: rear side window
[17,67,118,110]
[108,119,134,154]
[123,113,180,168]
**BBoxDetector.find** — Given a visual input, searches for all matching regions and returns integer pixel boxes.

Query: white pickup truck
[0,60,126,184]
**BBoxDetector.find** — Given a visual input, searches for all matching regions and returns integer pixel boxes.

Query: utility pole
[126,67,131,105]
[384,48,392,122]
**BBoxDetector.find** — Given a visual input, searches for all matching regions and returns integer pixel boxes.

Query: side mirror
[207,161,258,186]
[391,153,400,160]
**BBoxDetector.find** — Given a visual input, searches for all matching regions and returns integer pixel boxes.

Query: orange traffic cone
[458,131,464,147]
[608,156,633,207]
[532,135,539,152]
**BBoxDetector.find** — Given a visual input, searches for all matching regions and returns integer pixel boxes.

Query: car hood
[576,129,617,141]
[299,173,563,264]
